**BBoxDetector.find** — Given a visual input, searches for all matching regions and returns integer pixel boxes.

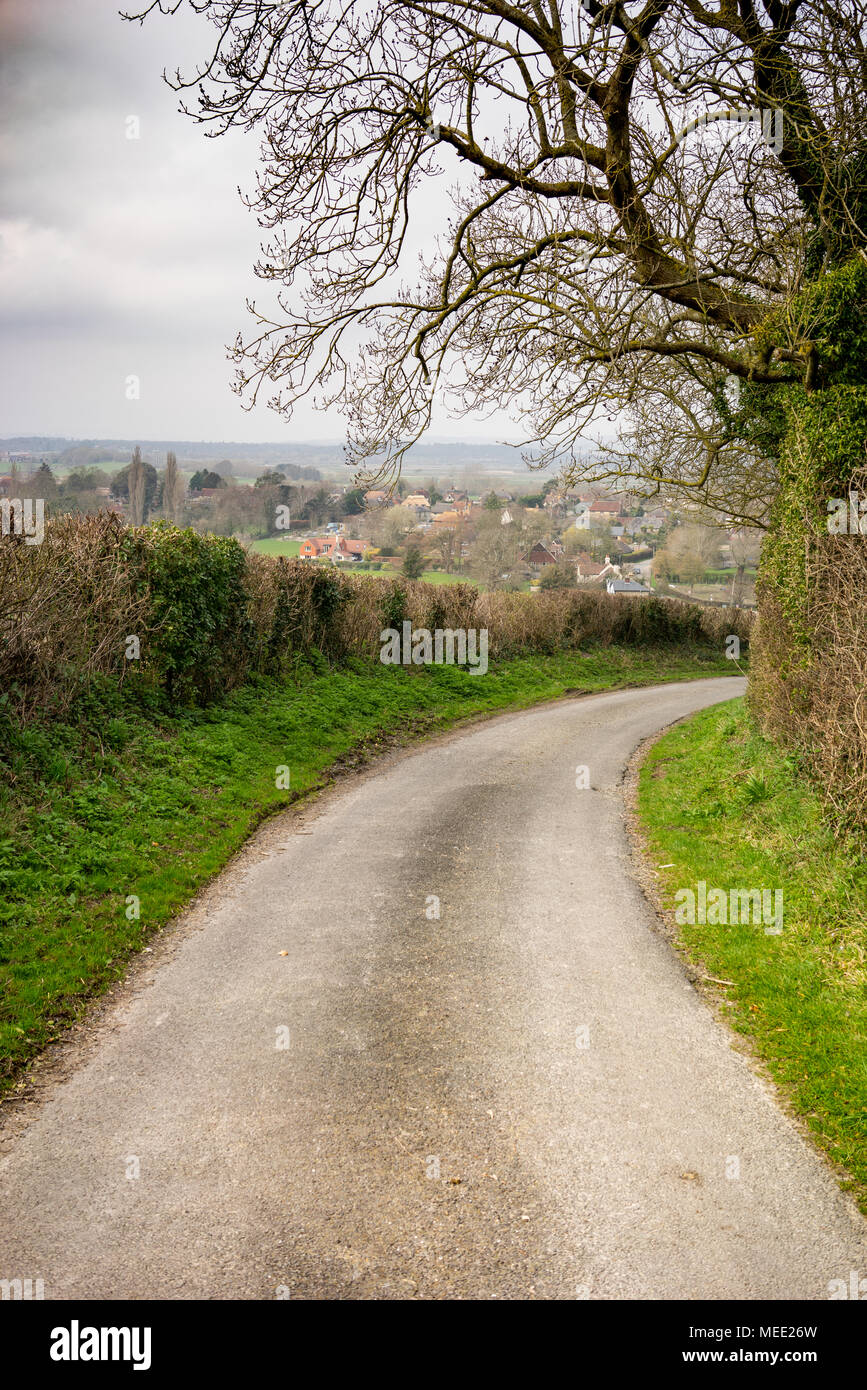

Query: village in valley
[0,443,760,608]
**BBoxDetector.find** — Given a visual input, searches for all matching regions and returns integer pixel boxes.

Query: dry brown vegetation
[0,515,149,721]
[1,515,751,722]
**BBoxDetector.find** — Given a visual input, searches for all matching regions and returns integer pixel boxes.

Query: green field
[420,569,472,585]
[248,537,302,557]
[639,699,867,1212]
[1,646,734,1093]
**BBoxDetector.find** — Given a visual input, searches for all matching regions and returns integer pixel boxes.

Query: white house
[606,578,650,597]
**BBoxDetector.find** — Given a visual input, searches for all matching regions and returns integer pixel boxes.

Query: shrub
[121,523,251,703]
[539,562,578,590]
[0,513,147,720]
[1,515,751,724]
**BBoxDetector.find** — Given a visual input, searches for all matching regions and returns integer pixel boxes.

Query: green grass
[420,569,472,585]
[0,645,735,1094]
[248,537,301,557]
[638,699,867,1211]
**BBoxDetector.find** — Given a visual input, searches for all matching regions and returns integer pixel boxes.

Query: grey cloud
[0,0,517,441]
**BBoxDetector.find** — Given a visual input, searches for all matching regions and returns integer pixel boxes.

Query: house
[299,537,327,558]
[404,492,431,521]
[576,552,625,585]
[543,489,584,516]
[300,535,364,561]
[575,553,606,581]
[363,489,390,506]
[606,578,650,597]
[522,540,562,568]
[430,504,462,525]
[329,536,364,561]
[589,498,623,520]
[574,499,628,530]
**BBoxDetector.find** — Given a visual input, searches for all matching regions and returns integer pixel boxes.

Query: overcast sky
[0,0,520,445]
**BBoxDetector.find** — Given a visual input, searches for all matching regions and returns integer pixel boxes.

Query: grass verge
[0,644,733,1095]
[638,698,867,1212]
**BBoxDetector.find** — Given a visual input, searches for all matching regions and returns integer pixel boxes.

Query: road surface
[2,676,865,1299]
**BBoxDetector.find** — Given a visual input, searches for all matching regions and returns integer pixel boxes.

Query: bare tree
[130,0,867,521]
[163,450,183,523]
[653,521,721,584]
[729,525,763,569]
[128,446,147,527]
[470,510,523,587]
[381,503,419,548]
[432,526,458,574]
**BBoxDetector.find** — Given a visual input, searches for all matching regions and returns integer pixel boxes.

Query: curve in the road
[1,676,865,1299]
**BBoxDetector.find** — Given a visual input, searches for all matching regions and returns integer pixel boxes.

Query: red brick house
[300,535,364,561]
[299,537,326,558]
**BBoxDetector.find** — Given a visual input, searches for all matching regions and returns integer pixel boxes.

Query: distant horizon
[0,432,529,449]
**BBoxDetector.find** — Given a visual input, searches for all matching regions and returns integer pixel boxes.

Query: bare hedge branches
[1,514,749,722]
[0,515,149,721]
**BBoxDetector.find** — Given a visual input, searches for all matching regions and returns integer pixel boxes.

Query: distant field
[677,581,757,606]
[421,569,472,586]
[53,460,129,478]
[244,554,486,590]
[249,537,301,557]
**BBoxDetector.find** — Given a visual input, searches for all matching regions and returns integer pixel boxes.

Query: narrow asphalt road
[2,676,865,1300]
